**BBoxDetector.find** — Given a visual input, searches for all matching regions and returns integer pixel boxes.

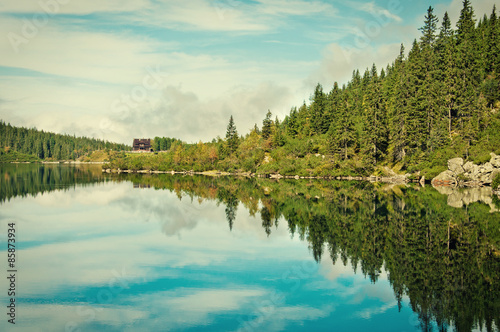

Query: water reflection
[0,163,106,203]
[0,165,498,332]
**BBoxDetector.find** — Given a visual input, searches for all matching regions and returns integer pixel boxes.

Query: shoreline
[101,167,500,191]
[101,167,418,184]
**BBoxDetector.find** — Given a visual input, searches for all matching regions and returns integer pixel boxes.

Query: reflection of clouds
[35,182,130,207]
[2,181,311,298]
[353,301,398,320]
[15,304,147,332]
[0,180,418,331]
[237,304,335,332]
[114,187,210,237]
[127,288,266,330]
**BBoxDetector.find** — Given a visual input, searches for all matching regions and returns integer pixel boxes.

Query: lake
[1,164,499,332]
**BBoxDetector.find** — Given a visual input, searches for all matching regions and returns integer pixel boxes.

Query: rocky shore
[432,153,500,187]
[101,167,413,184]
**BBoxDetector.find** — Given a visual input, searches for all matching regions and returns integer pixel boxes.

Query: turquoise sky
[0,0,497,144]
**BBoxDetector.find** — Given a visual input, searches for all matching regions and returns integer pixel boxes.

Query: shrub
[493,172,500,190]
[471,153,492,165]
[421,165,447,180]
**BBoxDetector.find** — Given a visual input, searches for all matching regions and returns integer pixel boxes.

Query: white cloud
[97,81,294,143]
[0,0,150,15]
[256,0,337,17]
[358,1,403,23]
[135,0,269,32]
[307,42,402,87]
[0,19,170,85]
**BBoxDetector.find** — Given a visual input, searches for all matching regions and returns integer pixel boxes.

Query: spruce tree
[419,6,439,46]
[310,83,328,134]
[226,115,239,153]
[362,64,387,164]
[262,110,273,139]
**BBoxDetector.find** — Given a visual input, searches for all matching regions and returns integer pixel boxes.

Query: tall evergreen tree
[225,115,239,153]
[262,110,273,139]
[419,6,439,46]
[310,83,329,134]
[362,64,388,164]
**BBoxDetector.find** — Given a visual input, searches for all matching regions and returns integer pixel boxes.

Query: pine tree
[286,107,299,137]
[436,12,458,138]
[419,6,439,46]
[329,89,355,160]
[387,44,411,162]
[362,64,388,164]
[262,110,273,139]
[310,83,328,134]
[485,5,499,73]
[456,0,476,40]
[226,115,239,153]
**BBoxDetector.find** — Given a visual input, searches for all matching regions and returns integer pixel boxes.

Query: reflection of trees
[7,165,498,331]
[115,173,500,332]
[0,164,105,203]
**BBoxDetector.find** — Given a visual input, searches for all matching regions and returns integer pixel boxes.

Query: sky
[0,0,498,145]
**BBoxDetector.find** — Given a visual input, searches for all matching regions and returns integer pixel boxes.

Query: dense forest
[105,2,500,180]
[0,121,130,161]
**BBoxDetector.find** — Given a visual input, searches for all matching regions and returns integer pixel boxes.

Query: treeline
[0,121,130,160]
[152,136,182,151]
[106,2,500,179]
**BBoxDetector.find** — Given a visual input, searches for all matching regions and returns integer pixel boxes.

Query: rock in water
[432,170,456,185]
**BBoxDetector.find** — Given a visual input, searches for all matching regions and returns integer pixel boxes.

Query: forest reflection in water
[110,172,500,332]
[1,164,499,331]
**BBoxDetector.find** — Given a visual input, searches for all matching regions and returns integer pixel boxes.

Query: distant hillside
[0,121,131,161]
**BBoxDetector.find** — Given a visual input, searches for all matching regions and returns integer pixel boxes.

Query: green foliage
[152,136,180,151]
[493,173,500,190]
[0,149,40,163]
[471,153,492,165]
[0,121,130,161]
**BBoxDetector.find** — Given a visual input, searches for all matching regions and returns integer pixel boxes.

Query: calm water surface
[0,164,498,332]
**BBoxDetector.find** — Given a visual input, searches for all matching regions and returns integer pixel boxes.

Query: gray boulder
[483,162,495,174]
[490,153,500,168]
[432,170,456,185]
[448,158,464,175]
[463,161,474,173]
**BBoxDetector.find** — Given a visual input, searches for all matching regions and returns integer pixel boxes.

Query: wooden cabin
[133,139,153,152]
